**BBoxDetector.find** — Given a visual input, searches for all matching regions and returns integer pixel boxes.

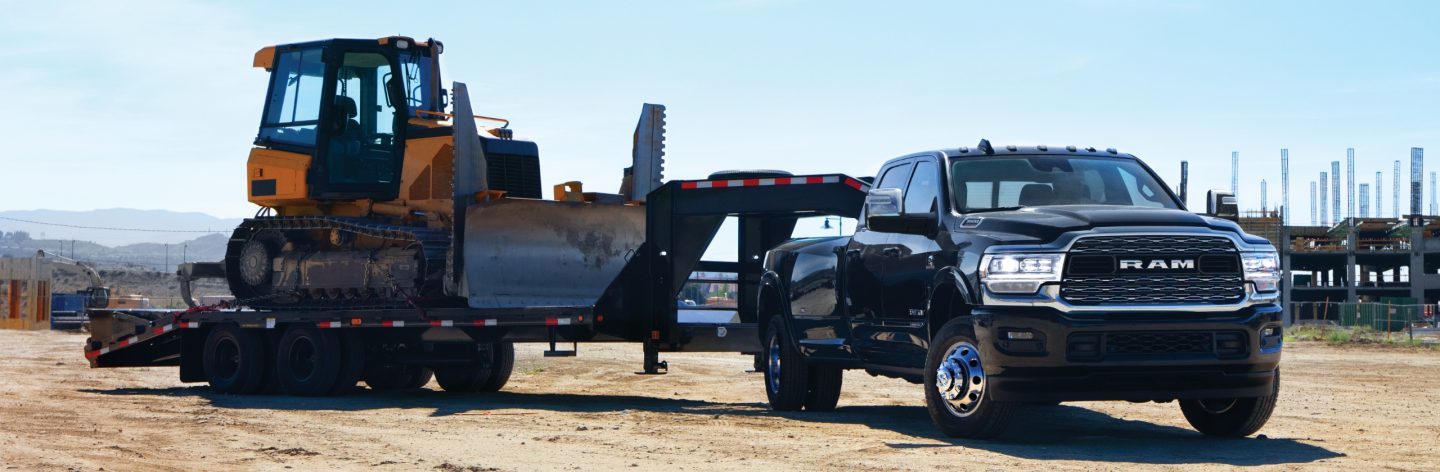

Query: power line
[0,216,223,233]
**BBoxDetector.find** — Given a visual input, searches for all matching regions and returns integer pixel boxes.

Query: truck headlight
[980,254,1064,294]
[1242,251,1280,293]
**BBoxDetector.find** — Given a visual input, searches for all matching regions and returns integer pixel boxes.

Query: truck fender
[756,271,799,351]
[926,267,977,338]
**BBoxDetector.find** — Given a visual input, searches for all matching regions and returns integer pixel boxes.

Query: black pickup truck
[757,141,1283,439]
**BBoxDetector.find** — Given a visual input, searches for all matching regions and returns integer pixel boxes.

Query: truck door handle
[881,247,902,257]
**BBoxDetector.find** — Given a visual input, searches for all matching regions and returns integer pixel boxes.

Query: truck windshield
[950,156,1179,212]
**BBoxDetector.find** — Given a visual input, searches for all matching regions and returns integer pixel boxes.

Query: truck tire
[1180,368,1280,437]
[329,331,367,395]
[274,324,344,396]
[202,325,267,394]
[434,342,507,393]
[925,318,1016,439]
[763,315,809,411]
[804,366,844,412]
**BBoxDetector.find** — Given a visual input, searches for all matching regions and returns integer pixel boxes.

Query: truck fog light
[1262,326,1279,337]
[1005,330,1035,340]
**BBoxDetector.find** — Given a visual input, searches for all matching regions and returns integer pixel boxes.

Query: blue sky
[1,0,1436,225]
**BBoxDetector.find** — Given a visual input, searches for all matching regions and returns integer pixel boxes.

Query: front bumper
[971,303,1283,402]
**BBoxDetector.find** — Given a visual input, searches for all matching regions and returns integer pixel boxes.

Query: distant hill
[0,233,230,272]
[0,208,243,246]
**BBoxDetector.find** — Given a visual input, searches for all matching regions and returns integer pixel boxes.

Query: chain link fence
[1289,302,1439,343]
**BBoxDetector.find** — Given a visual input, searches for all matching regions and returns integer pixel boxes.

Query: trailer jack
[543,326,577,357]
[639,341,668,375]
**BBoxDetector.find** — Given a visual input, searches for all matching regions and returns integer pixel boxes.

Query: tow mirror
[866,188,936,234]
[865,188,903,218]
[1206,190,1239,222]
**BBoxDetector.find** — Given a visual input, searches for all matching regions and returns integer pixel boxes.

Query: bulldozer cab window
[259,48,324,146]
[325,52,400,186]
[398,52,436,116]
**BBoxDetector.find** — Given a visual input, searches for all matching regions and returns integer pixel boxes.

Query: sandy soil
[1,330,1436,471]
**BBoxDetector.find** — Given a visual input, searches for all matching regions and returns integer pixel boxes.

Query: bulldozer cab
[253,37,443,201]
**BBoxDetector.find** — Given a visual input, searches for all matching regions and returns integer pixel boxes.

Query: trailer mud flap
[462,199,645,309]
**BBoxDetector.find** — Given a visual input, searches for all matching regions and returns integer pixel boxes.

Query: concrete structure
[0,255,53,330]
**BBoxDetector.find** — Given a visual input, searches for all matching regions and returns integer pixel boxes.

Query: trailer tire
[329,331,367,395]
[274,324,344,396]
[763,315,809,411]
[925,317,1015,439]
[202,325,267,394]
[435,342,514,392]
[363,363,431,391]
[804,365,844,411]
[1180,368,1279,437]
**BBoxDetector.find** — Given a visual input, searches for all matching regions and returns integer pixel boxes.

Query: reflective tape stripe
[471,319,497,327]
[318,321,343,329]
[382,320,405,328]
[265,318,276,329]
[677,174,868,191]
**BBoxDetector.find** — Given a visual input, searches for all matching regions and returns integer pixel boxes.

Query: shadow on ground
[83,386,1341,466]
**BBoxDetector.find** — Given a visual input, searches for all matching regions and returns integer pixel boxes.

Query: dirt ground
[1,330,1436,471]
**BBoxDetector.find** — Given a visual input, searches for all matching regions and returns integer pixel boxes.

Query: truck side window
[903,161,938,215]
[877,162,914,191]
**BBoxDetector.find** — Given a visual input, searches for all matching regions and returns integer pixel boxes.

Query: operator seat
[1018,183,1055,207]
[327,96,363,182]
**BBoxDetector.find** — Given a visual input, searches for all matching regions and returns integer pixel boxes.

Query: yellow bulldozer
[225,36,660,310]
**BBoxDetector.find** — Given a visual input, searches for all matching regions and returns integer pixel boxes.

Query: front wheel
[1179,369,1280,437]
[924,318,1016,439]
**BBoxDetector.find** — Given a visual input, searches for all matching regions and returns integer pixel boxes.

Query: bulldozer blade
[462,199,645,309]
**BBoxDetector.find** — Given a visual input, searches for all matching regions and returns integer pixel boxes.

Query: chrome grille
[1061,274,1245,304]
[1062,235,1243,306]
[1069,235,1235,255]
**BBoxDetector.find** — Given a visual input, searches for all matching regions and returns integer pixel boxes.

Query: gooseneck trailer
[85,171,870,393]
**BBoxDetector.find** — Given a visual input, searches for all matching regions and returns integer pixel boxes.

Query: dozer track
[224,217,453,310]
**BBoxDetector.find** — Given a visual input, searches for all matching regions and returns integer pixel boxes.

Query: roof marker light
[1037,145,1048,151]
[1106,147,1118,154]
[977,139,995,155]
[959,146,970,153]
[1006,145,1018,152]
[1085,147,1097,152]
[1066,145,1077,152]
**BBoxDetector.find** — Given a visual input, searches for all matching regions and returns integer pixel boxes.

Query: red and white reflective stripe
[381,320,405,328]
[151,324,177,335]
[85,347,110,359]
[544,318,572,326]
[428,320,455,327]
[678,175,868,191]
[318,321,343,329]
[118,336,139,347]
[472,319,498,327]
[180,321,201,329]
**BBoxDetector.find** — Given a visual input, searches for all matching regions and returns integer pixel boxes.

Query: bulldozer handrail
[413,109,510,128]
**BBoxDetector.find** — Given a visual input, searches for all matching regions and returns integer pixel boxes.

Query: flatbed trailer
[85,173,869,391]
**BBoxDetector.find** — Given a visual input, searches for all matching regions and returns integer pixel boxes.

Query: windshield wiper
[964,206,1025,213]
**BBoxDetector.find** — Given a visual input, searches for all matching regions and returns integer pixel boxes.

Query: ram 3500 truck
[758,141,1283,439]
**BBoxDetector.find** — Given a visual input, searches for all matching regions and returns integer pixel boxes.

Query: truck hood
[961,205,1250,240]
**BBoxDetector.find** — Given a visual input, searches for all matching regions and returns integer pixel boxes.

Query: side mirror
[865,188,936,234]
[1207,190,1239,222]
[865,188,903,218]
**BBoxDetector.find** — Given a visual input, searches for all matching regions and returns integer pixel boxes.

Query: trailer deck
[85,173,869,379]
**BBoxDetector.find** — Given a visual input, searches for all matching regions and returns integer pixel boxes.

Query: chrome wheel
[1197,398,1238,414]
[935,341,987,417]
[767,333,782,394]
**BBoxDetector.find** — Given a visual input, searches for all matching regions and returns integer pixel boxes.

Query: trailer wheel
[1180,368,1280,437]
[364,363,432,391]
[435,342,515,392]
[924,317,1016,439]
[329,331,367,395]
[202,325,267,394]
[763,315,809,411]
[274,324,344,396]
